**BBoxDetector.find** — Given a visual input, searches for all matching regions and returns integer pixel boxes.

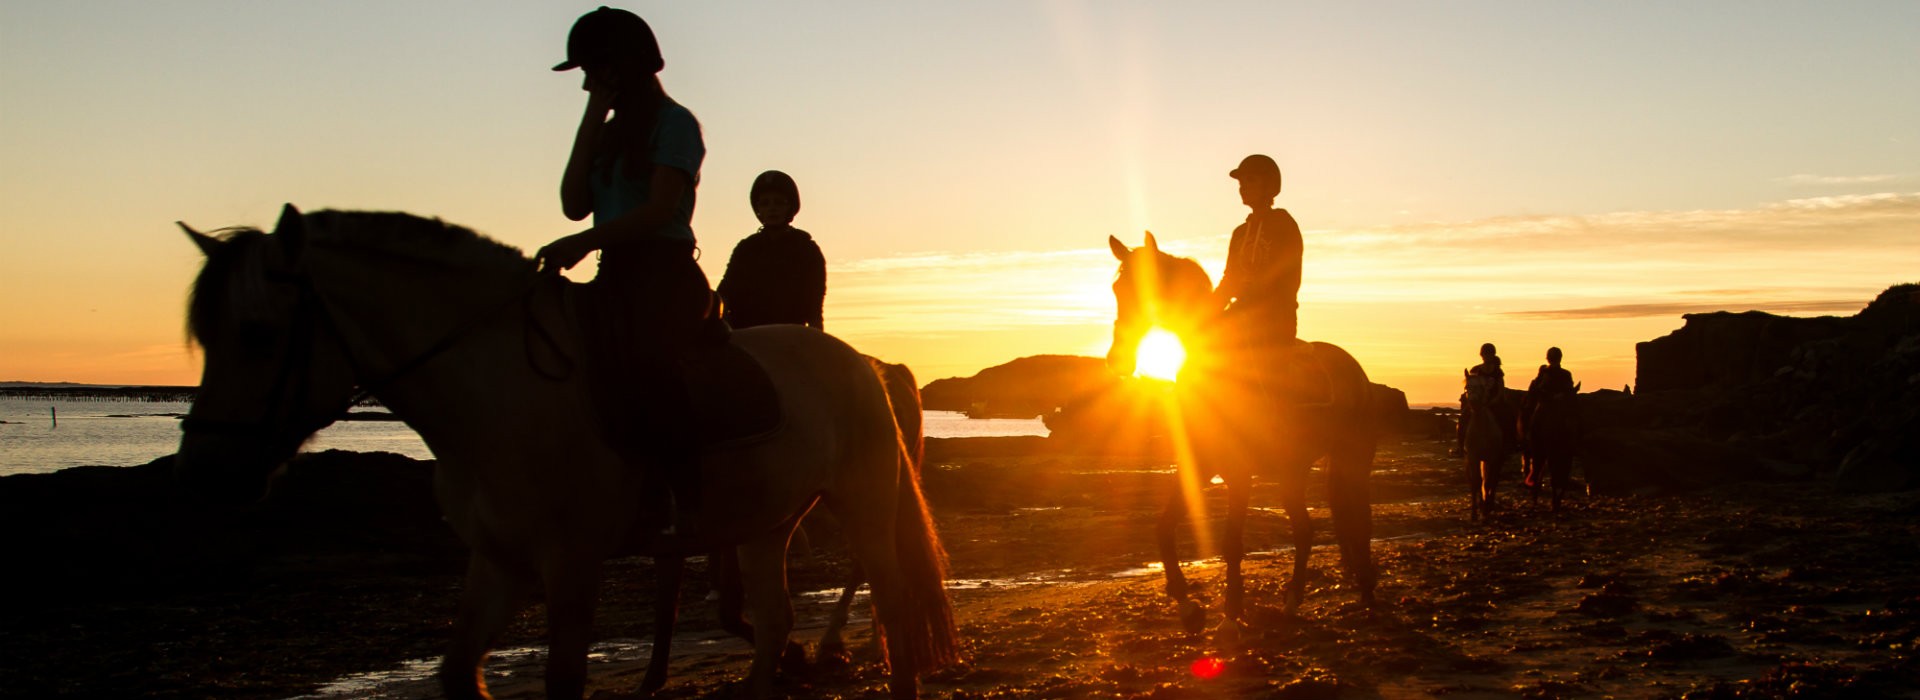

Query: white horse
[176,206,956,699]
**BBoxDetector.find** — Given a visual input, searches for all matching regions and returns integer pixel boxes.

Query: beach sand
[7,437,1920,698]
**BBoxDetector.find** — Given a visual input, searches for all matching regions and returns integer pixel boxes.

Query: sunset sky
[3,1,1916,403]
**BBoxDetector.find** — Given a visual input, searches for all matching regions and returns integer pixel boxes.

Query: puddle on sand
[303,530,1438,695]
[291,639,659,699]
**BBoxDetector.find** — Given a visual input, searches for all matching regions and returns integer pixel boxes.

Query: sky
[2,1,1916,403]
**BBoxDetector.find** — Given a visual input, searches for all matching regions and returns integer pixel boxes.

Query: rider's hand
[583,74,618,118]
[536,232,597,274]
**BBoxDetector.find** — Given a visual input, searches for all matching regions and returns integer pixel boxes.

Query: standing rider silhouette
[1214,154,1306,399]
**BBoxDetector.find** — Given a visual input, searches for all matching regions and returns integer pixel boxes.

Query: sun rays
[1134,328,1187,381]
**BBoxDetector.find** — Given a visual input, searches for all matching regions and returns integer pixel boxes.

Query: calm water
[0,400,1044,477]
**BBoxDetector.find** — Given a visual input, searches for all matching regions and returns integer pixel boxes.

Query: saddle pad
[1291,341,1333,404]
[679,327,782,449]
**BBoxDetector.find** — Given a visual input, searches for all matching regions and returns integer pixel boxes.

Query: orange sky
[3,3,1917,403]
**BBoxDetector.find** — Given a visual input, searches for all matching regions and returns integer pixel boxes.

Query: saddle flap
[679,331,782,448]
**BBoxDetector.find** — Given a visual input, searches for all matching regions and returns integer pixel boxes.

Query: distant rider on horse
[1214,154,1306,399]
[1456,342,1507,455]
[1527,347,1575,399]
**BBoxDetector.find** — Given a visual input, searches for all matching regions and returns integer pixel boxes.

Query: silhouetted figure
[1521,347,1582,510]
[1456,342,1506,454]
[1214,154,1305,396]
[717,170,827,329]
[1528,347,1575,399]
[535,6,710,515]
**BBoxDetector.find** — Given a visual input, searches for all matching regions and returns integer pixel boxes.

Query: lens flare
[1135,328,1187,381]
[1190,656,1225,680]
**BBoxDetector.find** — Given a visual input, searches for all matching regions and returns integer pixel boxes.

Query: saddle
[676,304,783,449]
[1251,339,1334,407]
[526,277,782,449]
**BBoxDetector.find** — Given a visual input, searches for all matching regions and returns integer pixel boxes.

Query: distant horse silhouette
[175,206,954,700]
[1106,234,1379,638]
[1461,375,1519,520]
[1519,382,1581,510]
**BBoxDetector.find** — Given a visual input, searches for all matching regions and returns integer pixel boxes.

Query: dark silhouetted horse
[1520,382,1581,510]
[1107,233,1379,641]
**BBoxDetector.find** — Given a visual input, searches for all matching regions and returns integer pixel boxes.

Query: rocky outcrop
[1591,284,1920,492]
[921,355,1114,417]
[0,450,460,603]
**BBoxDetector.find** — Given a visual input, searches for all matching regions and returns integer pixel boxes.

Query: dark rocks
[1584,283,1920,493]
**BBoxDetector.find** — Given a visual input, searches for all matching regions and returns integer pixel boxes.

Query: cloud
[1777,173,1901,186]
[824,193,1920,333]
[1502,299,1869,320]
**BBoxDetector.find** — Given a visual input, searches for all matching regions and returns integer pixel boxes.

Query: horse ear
[1143,231,1160,252]
[1574,382,1582,393]
[178,222,219,257]
[273,203,306,260]
[1108,235,1130,261]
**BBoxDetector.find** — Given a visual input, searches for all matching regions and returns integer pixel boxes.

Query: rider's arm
[560,89,615,222]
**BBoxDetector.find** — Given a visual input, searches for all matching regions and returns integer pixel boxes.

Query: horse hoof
[816,639,851,670]
[1178,600,1206,634]
[780,641,811,677]
[1212,616,1244,646]
[1284,586,1305,615]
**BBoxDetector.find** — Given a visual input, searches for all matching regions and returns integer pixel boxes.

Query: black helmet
[553,6,663,74]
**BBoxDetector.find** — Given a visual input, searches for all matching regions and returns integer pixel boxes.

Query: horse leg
[1218,477,1250,641]
[818,562,866,664]
[438,553,530,700]
[838,509,922,700]
[735,530,799,699]
[1481,456,1499,516]
[541,556,604,700]
[1464,456,1482,521]
[638,555,685,696]
[711,548,755,642]
[1156,485,1204,633]
[1550,453,1570,512]
[1329,445,1377,609]
[1281,471,1312,614]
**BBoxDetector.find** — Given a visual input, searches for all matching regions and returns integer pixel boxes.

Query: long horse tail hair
[874,359,925,475]
[868,358,958,671]
[892,447,959,670]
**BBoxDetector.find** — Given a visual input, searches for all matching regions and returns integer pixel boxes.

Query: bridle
[181,260,538,451]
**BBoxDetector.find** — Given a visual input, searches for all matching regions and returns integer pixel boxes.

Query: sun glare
[1135,328,1187,381]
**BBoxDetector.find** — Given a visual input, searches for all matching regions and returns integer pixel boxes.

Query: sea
[0,397,1047,477]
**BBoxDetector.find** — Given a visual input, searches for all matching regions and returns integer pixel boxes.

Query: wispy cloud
[1502,299,1868,320]
[1777,173,1901,186]
[825,194,1920,397]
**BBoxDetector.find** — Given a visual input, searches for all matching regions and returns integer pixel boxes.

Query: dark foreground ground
[4,437,1920,699]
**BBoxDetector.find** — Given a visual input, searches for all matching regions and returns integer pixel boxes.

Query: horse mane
[304,210,529,274]
[187,210,530,346]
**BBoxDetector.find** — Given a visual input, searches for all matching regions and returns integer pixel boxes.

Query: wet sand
[9,437,1920,698]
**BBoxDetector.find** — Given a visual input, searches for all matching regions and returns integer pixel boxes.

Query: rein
[183,267,542,446]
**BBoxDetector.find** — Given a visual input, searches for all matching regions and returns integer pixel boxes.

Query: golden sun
[1135,328,1188,381]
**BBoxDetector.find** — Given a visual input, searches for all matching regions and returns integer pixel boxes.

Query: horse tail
[867,356,957,670]
[892,449,958,670]
[874,359,925,474]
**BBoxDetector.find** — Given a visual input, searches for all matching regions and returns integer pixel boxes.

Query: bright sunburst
[1135,328,1187,381]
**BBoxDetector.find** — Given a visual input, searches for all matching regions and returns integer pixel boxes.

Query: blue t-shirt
[591,99,704,244]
